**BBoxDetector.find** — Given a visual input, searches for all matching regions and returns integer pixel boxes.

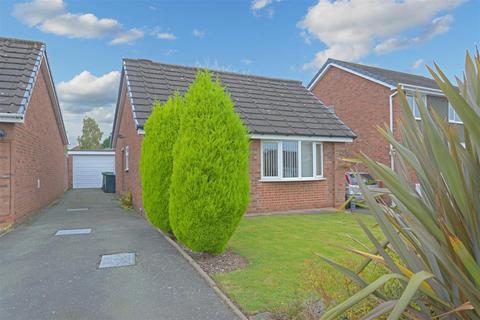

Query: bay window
[261,140,324,181]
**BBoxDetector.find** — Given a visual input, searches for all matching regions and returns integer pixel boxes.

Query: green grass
[215,213,384,314]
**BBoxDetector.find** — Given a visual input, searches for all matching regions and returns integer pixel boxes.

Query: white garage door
[72,153,115,189]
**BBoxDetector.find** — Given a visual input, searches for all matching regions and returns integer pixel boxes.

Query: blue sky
[0,0,478,146]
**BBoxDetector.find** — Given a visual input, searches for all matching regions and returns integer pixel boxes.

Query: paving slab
[0,189,239,320]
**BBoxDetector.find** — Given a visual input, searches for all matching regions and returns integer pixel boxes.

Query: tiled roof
[122,59,355,139]
[0,37,45,114]
[310,58,440,90]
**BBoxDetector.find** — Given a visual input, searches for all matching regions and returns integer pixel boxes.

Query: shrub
[140,95,183,232]
[318,52,480,319]
[119,191,133,209]
[169,70,250,254]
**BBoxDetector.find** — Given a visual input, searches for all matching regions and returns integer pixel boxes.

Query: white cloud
[298,0,464,70]
[110,28,144,45]
[192,29,206,38]
[57,70,120,113]
[241,59,252,65]
[251,0,280,17]
[375,15,454,54]
[39,13,121,38]
[412,58,425,70]
[12,0,64,26]
[12,0,143,44]
[155,32,177,40]
[58,70,120,146]
[251,0,272,11]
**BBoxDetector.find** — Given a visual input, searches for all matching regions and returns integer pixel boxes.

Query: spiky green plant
[319,52,480,319]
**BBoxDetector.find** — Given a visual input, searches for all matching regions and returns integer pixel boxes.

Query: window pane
[263,142,278,177]
[315,143,323,176]
[282,141,298,178]
[449,104,462,123]
[301,141,313,177]
[407,95,420,119]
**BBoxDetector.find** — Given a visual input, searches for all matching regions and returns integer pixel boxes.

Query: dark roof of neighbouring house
[0,37,45,114]
[118,58,355,139]
[309,58,440,90]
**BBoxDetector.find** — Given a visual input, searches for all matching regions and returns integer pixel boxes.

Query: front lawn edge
[155,227,249,320]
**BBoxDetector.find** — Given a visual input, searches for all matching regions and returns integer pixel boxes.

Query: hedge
[140,94,183,232]
[169,70,250,254]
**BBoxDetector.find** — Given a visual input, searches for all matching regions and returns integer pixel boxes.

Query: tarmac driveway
[0,189,238,320]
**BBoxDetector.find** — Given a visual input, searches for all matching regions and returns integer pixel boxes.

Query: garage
[69,150,115,189]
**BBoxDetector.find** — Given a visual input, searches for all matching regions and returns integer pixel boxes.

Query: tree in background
[101,136,111,149]
[140,95,183,232]
[77,116,103,150]
[169,71,250,254]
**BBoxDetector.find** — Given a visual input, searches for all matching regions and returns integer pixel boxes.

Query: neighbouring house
[111,59,356,214]
[308,58,464,171]
[0,37,68,227]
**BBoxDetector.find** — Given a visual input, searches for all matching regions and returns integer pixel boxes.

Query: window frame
[124,145,129,172]
[448,102,463,124]
[406,93,426,120]
[260,140,324,182]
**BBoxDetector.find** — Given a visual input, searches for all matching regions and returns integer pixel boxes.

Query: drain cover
[99,253,136,268]
[66,208,89,212]
[55,228,92,236]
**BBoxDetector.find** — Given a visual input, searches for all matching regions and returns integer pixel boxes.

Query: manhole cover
[99,253,136,268]
[55,228,92,236]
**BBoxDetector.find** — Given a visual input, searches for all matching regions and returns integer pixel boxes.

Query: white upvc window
[261,140,323,181]
[448,103,463,124]
[124,145,129,172]
[406,94,426,120]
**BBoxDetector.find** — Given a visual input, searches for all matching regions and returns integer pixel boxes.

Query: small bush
[140,95,183,232]
[169,70,250,254]
[119,191,133,209]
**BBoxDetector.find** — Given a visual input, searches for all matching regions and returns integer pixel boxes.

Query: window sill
[260,177,326,182]
[448,120,463,124]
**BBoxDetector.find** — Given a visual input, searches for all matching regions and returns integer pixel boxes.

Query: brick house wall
[115,89,348,214]
[310,66,393,168]
[115,94,144,211]
[0,61,67,225]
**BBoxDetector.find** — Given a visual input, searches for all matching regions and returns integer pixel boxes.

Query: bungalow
[0,37,68,227]
[308,58,464,170]
[111,59,356,214]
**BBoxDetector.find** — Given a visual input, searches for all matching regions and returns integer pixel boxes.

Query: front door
[0,142,11,219]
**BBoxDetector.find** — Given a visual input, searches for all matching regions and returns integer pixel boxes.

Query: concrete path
[0,189,239,320]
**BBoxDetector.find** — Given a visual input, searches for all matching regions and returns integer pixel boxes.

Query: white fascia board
[0,113,24,123]
[68,151,116,156]
[399,83,444,96]
[308,63,396,91]
[250,134,353,143]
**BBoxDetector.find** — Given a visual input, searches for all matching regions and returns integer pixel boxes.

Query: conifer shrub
[140,94,183,232]
[169,70,250,254]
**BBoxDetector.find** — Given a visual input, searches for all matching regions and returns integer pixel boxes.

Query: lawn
[215,213,384,314]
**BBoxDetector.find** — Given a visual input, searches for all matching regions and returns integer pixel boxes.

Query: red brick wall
[0,125,15,224]
[310,66,393,168]
[0,60,67,225]
[247,139,346,213]
[115,92,144,211]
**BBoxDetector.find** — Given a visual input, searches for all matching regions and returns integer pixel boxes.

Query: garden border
[155,227,249,320]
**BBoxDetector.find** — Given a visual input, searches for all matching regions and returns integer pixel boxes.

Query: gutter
[0,113,24,123]
[389,90,398,171]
